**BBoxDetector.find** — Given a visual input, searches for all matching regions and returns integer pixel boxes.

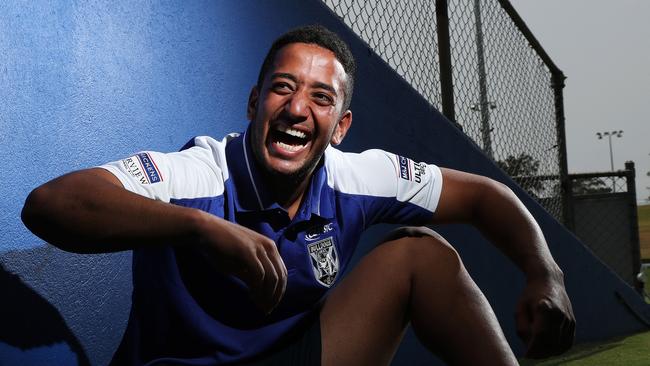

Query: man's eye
[314,93,334,105]
[272,83,292,93]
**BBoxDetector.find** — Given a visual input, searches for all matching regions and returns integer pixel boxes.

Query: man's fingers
[517,277,575,359]
[559,314,576,354]
[526,299,565,358]
[251,239,288,313]
[237,255,266,307]
[256,248,280,312]
[266,244,288,311]
[203,222,286,314]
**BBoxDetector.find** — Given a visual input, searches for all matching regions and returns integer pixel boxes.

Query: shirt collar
[225,127,334,221]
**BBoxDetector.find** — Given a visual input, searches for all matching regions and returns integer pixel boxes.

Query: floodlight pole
[596,130,623,192]
[473,0,493,159]
[604,135,612,170]
[596,130,623,172]
[436,0,456,127]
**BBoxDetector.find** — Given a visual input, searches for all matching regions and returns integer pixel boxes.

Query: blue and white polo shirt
[100,129,443,365]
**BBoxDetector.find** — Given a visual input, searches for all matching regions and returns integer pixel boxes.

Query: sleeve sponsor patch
[395,155,426,183]
[121,152,163,184]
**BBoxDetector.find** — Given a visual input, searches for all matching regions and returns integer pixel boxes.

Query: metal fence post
[552,72,573,230]
[625,161,642,292]
[324,0,571,223]
[498,0,572,225]
[435,0,458,129]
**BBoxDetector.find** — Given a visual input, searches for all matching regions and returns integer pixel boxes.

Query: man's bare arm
[23,168,205,252]
[432,168,575,358]
[21,168,286,312]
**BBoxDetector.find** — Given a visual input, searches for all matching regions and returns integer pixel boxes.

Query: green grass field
[517,207,650,364]
[639,204,650,261]
[639,205,650,303]
[519,331,650,365]
[644,267,650,304]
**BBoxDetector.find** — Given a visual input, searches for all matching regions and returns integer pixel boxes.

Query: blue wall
[2,1,648,365]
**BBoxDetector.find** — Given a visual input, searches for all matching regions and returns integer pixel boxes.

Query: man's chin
[261,157,315,185]
[265,161,304,178]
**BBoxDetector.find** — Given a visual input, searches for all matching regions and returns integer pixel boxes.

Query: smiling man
[248,41,353,220]
[22,25,574,365]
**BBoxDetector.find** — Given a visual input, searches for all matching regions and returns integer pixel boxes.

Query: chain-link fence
[323,0,443,110]
[569,162,643,290]
[321,0,648,292]
[323,0,569,223]
[447,0,566,221]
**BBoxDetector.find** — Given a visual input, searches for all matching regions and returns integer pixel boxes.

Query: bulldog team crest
[307,237,339,287]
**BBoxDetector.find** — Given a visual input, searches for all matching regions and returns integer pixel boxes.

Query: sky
[508,0,650,204]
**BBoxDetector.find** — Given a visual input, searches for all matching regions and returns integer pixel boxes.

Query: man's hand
[515,270,575,358]
[22,168,288,314]
[195,215,288,314]
[433,168,576,358]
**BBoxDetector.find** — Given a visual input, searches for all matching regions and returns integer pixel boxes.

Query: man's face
[248,42,352,180]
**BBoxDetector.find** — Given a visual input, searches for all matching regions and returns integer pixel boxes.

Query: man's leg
[320,227,518,366]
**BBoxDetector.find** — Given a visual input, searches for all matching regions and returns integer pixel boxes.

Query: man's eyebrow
[270,72,298,83]
[311,82,337,96]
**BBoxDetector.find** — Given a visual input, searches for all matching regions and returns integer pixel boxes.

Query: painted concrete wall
[2,1,648,365]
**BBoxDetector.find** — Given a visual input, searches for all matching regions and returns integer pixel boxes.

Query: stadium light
[596,130,623,171]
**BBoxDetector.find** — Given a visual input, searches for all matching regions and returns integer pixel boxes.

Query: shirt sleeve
[326,148,443,226]
[98,143,225,202]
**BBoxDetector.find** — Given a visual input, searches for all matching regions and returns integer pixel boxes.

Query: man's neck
[267,172,312,220]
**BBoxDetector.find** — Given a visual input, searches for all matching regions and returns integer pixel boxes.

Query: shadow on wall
[0,245,132,366]
[0,263,90,366]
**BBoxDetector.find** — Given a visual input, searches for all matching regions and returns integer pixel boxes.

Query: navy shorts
[235,315,322,366]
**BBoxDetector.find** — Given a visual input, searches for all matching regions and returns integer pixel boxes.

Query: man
[22,25,574,365]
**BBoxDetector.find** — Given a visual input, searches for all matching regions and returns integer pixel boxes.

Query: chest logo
[307,236,339,287]
[305,223,334,241]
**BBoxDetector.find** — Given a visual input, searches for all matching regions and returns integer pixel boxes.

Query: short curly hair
[256,24,356,112]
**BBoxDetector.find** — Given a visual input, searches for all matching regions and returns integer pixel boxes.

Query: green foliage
[644,265,650,304]
[571,177,613,195]
[497,153,540,176]
[639,205,650,222]
[496,153,543,197]
[639,205,650,261]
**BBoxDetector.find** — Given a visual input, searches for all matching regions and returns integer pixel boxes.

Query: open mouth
[270,125,311,153]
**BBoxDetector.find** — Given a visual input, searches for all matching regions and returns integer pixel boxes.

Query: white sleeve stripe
[242,130,264,210]
[97,136,229,202]
[430,165,443,212]
[325,148,443,213]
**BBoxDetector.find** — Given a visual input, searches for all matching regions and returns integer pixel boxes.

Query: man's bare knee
[379,228,463,277]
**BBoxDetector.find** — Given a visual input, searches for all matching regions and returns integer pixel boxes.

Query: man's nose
[284,92,310,120]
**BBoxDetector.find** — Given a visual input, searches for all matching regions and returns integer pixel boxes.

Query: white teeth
[276,125,307,139]
[275,141,304,152]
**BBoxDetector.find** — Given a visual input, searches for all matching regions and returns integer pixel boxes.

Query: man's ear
[247,86,259,121]
[330,110,352,146]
